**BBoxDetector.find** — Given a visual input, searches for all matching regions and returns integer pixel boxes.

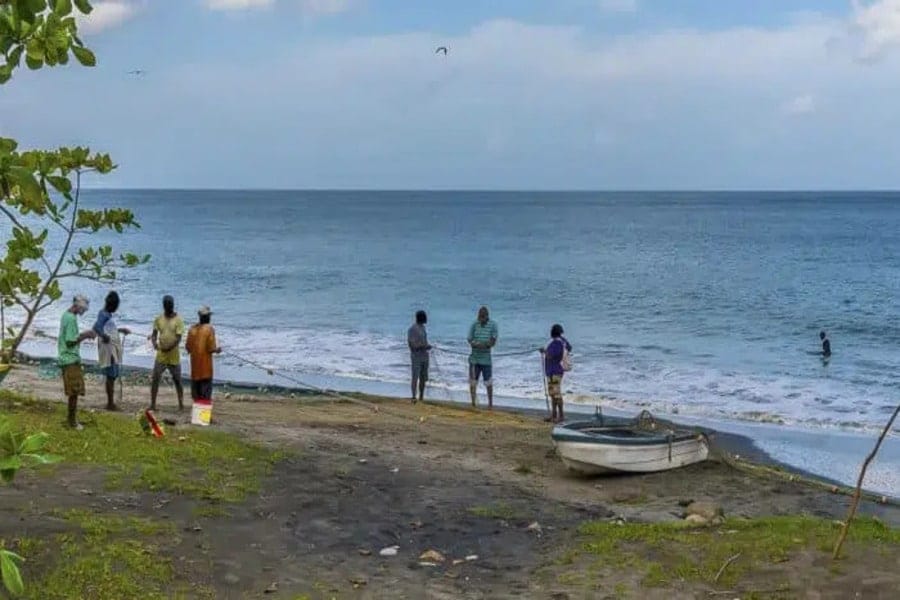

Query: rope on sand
[717,450,900,508]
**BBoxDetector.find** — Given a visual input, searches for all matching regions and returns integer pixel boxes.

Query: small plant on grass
[0,416,60,597]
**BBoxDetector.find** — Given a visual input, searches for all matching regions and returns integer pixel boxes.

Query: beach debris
[714,553,742,583]
[224,392,231,399]
[390,467,399,473]
[526,521,543,534]
[358,549,372,556]
[419,550,446,563]
[452,559,465,566]
[79,489,94,496]
[349,576,368,588]
[419,562,439,568]
[409,520,424,529]
[418,439,428,445]
[379,545,399,557]
[830,485,839,494]
[419,416,426,423]
[684,514,709,527]
[685,501,723,521]
[263,582,279,594]
[465,554,478,561]
[358,458,368,464]
[677,498,694,507]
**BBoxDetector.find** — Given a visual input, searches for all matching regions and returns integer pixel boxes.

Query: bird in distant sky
[435,46,448,55]
[127,69,147,76]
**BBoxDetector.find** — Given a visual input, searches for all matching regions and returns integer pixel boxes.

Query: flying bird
[435,46,448,55]
[127,69,147,76]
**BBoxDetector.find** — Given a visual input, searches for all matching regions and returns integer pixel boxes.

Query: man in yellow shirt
[149,295,185,411]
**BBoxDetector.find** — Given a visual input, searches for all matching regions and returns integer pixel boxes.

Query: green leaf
[0,549,25,597]
[74,0,93,15]
[0,456,22,472]
[52,0,73,16]
[18,432,49,454]
[24,55,43,70]
[0,65,11,84]
[8,167,44,208]
[71,46,95,67]
[21,452,62,465]
[46,175,73,195]
[8,46,24,68]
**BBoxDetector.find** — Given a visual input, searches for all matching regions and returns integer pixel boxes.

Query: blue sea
[14,190,900,437]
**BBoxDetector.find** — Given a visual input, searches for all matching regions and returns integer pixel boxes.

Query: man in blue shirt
[467,306,498,409]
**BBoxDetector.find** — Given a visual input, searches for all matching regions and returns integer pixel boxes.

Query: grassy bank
[0,390,285,502]
[0,389,286,598]
[549,515,900,597]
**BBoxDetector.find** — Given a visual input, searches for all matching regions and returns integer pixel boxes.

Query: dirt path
[2,365,899,599]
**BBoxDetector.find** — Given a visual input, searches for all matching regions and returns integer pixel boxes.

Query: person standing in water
[407,310,432,403]
[820,331,831,359]
[540,324,572,423]
[467,306,498,409]
[93,291,130,411]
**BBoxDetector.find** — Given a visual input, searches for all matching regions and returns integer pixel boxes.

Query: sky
[3,0,900,189]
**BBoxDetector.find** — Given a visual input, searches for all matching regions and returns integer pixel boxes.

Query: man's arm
[185,329,195,355]
[208,328,221,354]
[92,313,110,344]
[150,319,159,350]
[488,322,498,348]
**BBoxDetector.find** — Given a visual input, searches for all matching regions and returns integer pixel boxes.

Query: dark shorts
[469,363,493,385]
[102,363,120,380]
[151,361,182,383]
[191,378,213,401]
[411,356,429,381]
[62,363,85,397]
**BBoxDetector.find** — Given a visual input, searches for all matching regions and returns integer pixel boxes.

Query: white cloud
[76,1,139,35]
[206,0,274,10]
[849,0,900,60]
[782,94,816,115]
[598,0,637,12]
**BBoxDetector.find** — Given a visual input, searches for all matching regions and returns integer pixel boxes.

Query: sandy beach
[0,361,898,599]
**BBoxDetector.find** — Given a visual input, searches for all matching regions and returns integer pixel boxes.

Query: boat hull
[551,415,710,474]
[553,436,709,474]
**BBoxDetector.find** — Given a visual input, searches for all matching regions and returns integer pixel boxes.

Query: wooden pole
[832,403,900,559]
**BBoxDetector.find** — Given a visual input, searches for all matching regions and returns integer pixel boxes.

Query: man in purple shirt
[540,323,572,423]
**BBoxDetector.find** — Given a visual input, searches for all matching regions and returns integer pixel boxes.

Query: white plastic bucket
[191,398,212,426]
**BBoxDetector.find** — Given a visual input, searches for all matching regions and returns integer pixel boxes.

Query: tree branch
[0,203,27,232]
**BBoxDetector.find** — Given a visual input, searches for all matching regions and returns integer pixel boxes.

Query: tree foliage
[0,0,149,362]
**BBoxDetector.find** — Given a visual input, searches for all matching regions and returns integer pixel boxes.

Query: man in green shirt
[58,295,97,429]
[467,306,498,409]
[149,295,186,411]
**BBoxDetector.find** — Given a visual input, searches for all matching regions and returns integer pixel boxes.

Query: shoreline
[8,351,896,503]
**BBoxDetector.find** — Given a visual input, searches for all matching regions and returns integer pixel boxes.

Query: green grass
[10,511,184,600]
[0,391,286,502]
[469,502,520,520]
[577,515,900,589]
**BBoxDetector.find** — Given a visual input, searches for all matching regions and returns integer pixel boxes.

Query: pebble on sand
[379,545,399,557]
